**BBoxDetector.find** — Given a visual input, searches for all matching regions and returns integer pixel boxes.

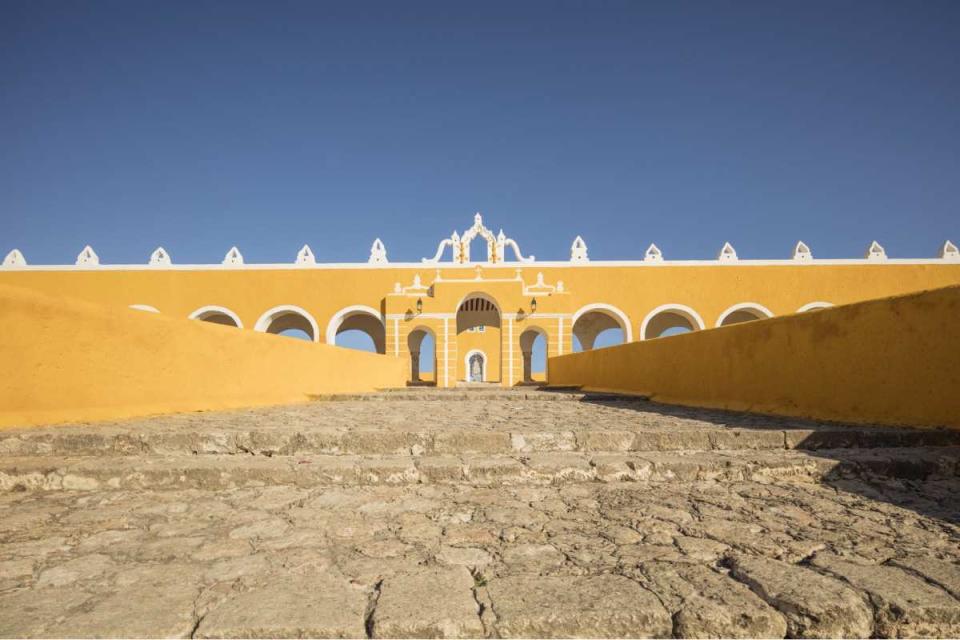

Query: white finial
[570,236,589,262]
[2,249,26,267]
[368,238,388,264]
[792,241,812,262]
[149,247,171,266]
[222,246,244,265]
[939,240,959,261]
[296,244,316,265]
[413,273,422,288]
[474,212,483,225]
[556,281,565,293]
[393,282,402,294]
[644,243,663,263]
[865,240,886,261]
[76,245,99,266]
[717,242,738,262]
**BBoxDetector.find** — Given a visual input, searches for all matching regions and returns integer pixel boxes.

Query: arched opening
[464,350,487,382]
[456,293,501,382]
[571,304,631,352]
[519,327,548,383]
[408,327,437,384]
[255,305,319,342]
[326,305,386,353]
[716,303,774,327]
[798,301,833,313]
[189,305,243,328]
[640,304,705,340]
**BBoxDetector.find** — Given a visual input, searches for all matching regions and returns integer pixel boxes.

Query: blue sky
[2,0,958,268]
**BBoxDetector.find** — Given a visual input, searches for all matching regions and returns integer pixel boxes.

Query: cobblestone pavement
[1,389,959,638]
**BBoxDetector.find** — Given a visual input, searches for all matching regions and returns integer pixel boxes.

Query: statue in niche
[469,354,484,382]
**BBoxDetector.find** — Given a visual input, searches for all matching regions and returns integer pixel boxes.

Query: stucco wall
[0,285,407,428]
[548,285,960,429]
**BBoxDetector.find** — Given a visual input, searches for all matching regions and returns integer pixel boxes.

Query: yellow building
[3,213,959,388]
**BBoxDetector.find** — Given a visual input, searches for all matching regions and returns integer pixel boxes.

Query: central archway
[326,305,386,354]
[571,303,632,351]
[456,293,501,383]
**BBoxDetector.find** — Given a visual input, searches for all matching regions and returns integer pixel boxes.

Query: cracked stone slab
[371,565,483,638]
[487,574,671,638]
[725,553,873,638]
[196,573,368,638]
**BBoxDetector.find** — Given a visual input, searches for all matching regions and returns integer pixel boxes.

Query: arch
[640,304,706,340]
[255,305,320,342]
[325,305,385,353]
[464,349,487,382]
[407,326,437,383]
[716,303,774,327]
[519,326,548,383]
[571,303,633,351]
[797,301,834,313]
[189,305,243,328]
[456,292,502,333]
[129,304,160,313]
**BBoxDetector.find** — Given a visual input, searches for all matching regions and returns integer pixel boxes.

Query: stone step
[1,447,956,492]
[310,389,625,401]
[2,424,957,458]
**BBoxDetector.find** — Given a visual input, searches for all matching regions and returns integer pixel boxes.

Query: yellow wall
[0,285,407,428]
[547,285,960,429]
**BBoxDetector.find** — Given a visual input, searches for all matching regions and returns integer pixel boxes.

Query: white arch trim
[640,303,706,340]
[570,303,634,343]
[129,304,160,313]
[454,290,503,313]
[325,304,383,345]
[715,302,774,327]
[797,301,834,313]
[188,305,244,328]
[463,349,487,382]
[255,304,319,341]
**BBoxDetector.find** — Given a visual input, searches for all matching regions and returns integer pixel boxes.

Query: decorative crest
[368,238,388,264]
[939,240,959,261]
[570,236,589,263]
[792,241,812,262]
[865,240,886,261]
[644,243,663,263]
[717,242,738,262]
[222,246,244,265]
[149,247,171,266]
[423,213,532,263]
[76,245,99,266]
[2,249,26,267]
[296,244,316,265]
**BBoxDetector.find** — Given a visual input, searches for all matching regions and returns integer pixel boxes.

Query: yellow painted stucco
[0,285,407,428]
[547,285,960,429]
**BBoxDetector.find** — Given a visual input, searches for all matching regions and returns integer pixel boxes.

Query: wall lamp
[530,297,537,313]
[416,298,423,314]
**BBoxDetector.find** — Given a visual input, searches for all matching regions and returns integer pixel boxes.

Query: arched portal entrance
[640,304,705,340]
[255,305,319,341]
[326,306,386,354]
[407,326,437,384]
[456,293,501,383]
[571,304,631,351]
[519,327,548,382]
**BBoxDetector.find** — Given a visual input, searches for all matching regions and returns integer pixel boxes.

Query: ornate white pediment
[423,213,533,264]
[368,238,388,264]
[149,247,171,266]
[570,236,589,263]
[2,249,26,266]
[865,240,887,261]
[76,245,99,266]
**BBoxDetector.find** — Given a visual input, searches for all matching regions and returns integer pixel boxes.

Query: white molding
[571,303,633,342]
[386,312,455,320]
[2,249,26,267]
[255,304,319,341]
[129,304,160,313]
[296,244,316,265]
[443,317,450,387]
[454,291,503,314]
[640,303,706,340]
[715,302,774,327]
[792,241,812,262]
[76,245,99,266]
[464,349,487,382]
[325,304,382,345]
[189,305,244,328]
[797,301,834,313]
[222,246,244,265]
[508,317,514,386]
[149,247,171,266]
